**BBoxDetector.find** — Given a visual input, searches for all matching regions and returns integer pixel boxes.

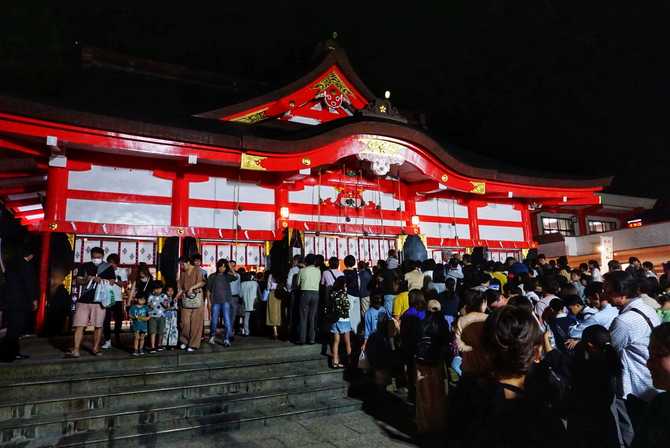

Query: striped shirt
[610,298,661,401]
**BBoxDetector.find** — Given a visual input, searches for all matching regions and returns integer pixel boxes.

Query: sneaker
[132,351,140,357]
[157,347,165,352]
[186,347,196,352]
[208,337,216,344]
[148,349,157,354]
[179,344,187,350]
[223,340,231,348]
[101,340,112,350]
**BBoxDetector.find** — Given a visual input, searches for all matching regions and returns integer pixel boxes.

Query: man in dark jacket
[1,247,37,362]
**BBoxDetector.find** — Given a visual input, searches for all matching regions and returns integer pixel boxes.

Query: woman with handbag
[265,272,282,339]
[177,255,207,352]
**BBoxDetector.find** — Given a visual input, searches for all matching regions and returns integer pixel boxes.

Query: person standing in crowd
[567,282,619,343]
[392,280,410,320]
[454,290,489,376]
[657,293,670,323]
[101,253,127,350]
[342,255,361,335]
[286,255,302,338]
[321,256,343,290]
[450,306,568,447]
[240,271,260,337]
[379,260,398,314]
[386,249,399,270]
[162,285,179,349]
[414,299,449,435]
[535,277,560,325]
[67,247,116,358]
[445,257,464,285]
[570,269,585,300]
[328,277,351,368]
[358,260,372,317]
[626,257,643,277]
[297,254,321,345]
[177,254,207,352]
[589,260,604,283]
[128,294,150,356]
[130,263,153,304]
[399,290,427,404]
[227,260,242,336]
[405,260,424,291]
[363,293,388,347]
[632,323,670,448]
[638,277,660,310]
[569,325,622,448]
[146,280,167,352]
[430,264,446,295]
[207,259,237,347]
[0,247,37,362]
[607,270,661,402]
[265,271,282,339]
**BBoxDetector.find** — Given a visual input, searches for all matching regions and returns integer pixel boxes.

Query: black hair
[449,258,460,268]
[90,246,104,257]
[485,289,502,308]
[629,256,640,264]
[582,324,622,375]
[328,257,339,269]
[304,254,316,266]
[651,323,670,357]
[503,283,522,297]
[462,289,486,314]
[398,279,409,293]
[190,253,202,263]
[637,276,658,296]
[483,306,543,379]
[422,259,436,272]
[479,273,492,285]
[370,293,384,309]
[543,276,560,295]
[588,260,600,269]
[408,289,426,310]
[150,280,164,290]
[508,295,533,314]
[584,282,604,299]
[608,260,621,271]
[604,270,638,299]
[216,258,228,269]
[564,294,583,308]
[332,276,346,292]
[642,261,654,270]
[293,254,303,263]
[657,293,670,307]
[106,253,120,265]
[344,255,356,268]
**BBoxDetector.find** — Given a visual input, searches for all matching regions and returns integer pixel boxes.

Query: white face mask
[92,258,103,265]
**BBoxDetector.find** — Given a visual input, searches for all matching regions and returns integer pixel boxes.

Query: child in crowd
[147,280,167,353]
[328,276,351,369]
[162,285,179,349]
[657,293,670,323]
[129,294,150,356]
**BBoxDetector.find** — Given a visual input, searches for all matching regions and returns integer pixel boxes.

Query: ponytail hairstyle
[582,324,622,375]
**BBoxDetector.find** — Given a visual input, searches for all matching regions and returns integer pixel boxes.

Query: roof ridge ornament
[359,96,408,123]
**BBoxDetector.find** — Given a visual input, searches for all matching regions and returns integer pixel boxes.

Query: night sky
[2,2,669,199]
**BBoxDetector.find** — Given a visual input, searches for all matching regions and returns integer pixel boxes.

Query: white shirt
[321,269,343,287]
[229,273,241,296]
[569,303,619,338]
[287,266,300,291]
[535,294,559,320]
[591,268,603,283]
[610,298,661,401]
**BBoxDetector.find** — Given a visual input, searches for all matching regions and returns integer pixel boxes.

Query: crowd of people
[2,245,670,446]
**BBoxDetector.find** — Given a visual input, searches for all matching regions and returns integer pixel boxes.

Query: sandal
[65,351,80,358]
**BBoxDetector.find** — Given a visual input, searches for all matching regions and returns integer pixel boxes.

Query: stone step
[0,354,328,404]
[53,397,362,448]
[0,367,343,423]
[0,339,323,383]
[0,384,348,446]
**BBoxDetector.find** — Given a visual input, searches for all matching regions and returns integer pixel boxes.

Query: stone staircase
[0,338,361,447]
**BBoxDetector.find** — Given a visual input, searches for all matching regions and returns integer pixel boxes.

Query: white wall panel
[361,190,404,211]
[479,225,525,242]
[188,207,274,230]
[415,199,468,218]
[420,221,470,239]
[189,178,274,204]
[288,186,340,204]
[477,203,522,222]
[68,165,172,197]
[66,199,171,225]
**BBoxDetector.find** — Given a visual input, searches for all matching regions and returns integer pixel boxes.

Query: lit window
[541,217,575,236]
[588,220,617,234]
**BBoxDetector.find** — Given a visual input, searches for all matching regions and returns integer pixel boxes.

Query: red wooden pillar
[405,197,417,234]
[171,170,189,227]
[36,163,69,333]
[275,185,289,238]
[467,201,482,245]
[576,209,588,236]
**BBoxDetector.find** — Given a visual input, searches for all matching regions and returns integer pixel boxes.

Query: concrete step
[0,384,348,446]
[0,338,323,383]
[53,397,362,448]
[0,354,328,404]
[0,367,343,423]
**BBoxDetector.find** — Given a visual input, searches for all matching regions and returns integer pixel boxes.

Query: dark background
[1,2,668,198]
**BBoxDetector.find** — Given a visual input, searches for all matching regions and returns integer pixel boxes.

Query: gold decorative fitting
[231,108,269,124]
[378,105,387,113]
[301,158,312,166]
[240,153,267,171]
[176,228,185,235]
[470,181,486,195]
[441,174,449,183]
[313,71,354,97]
[48,223,58,230]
